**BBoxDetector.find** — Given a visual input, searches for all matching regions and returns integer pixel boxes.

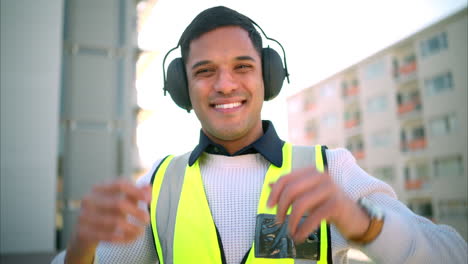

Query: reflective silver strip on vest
[292,145,319,264]
[292,145,316,171]
[156,152,191,264]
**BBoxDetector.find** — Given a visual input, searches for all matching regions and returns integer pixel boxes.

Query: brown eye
[235,64,252,72]
[195,68,214,77]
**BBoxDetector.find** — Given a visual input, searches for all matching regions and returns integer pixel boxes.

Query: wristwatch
[349,197,385,244]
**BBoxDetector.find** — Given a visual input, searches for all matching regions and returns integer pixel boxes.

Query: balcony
[405,179,424,190]
[304,102,316,112]
[305,131,316,141]
[398,99,422,115]
[344,85,359,97]
[399,61,417,75]
[342,78,359,99]
[401,138,427,152]
[408,138,427,150]
[346,135,365,160]
[352,150,365,160]
[393,54,418,83]
[344,119,360,129]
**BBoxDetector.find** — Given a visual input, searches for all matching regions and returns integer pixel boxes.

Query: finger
[108,220,146,243]
[124,185,152,206]
[267,167,312,208]
[79,208,139,235]
[93,180,151,203]
[287,181,333,236]
[88,192,150,225]
[89,220,145,243]
[109,197,150,224]
[275,172,323,223]
[292,199,336,243]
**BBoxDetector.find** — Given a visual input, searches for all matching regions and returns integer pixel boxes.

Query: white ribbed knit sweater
[52,148,467,264]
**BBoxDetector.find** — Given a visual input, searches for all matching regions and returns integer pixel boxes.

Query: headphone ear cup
[262,47,286,101]
[165,58,192,111]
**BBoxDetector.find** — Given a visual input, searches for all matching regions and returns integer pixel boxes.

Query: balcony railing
[344,85,359,97]
[405,179,423,190]
[304,102,316,112]
[399,61,417,75]
[305,131,316,141]
[405,179,429,190]
[393,61,417,82]
[344,119,360,129]
[353,150,365,160]
[398,100,422,115]
[401,138,427,151]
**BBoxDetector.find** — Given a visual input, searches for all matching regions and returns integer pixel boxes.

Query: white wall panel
[0,0,63,253]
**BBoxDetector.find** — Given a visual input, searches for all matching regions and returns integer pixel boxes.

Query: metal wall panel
[60,0,137,249]
[66,0,119,47]
[66,53,116,120]
[66,128,117,199]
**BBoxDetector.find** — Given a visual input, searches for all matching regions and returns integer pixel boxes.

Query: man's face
[186,26,264,146]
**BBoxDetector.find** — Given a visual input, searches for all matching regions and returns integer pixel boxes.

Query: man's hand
[65,180,152,264]
[267,167,370,243]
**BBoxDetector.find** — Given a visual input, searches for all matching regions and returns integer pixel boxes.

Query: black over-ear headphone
[162,19,290,112]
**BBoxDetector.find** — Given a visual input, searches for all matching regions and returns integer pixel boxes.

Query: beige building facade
[287,8,467,240]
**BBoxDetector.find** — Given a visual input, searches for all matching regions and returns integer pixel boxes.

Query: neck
[204,121,263,154]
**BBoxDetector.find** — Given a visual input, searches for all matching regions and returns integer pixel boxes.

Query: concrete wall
[0,0,63,253]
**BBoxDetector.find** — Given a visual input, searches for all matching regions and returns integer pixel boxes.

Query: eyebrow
[190,56,257,70]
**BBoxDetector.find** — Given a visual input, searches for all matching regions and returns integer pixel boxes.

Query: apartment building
[287,8,467,240]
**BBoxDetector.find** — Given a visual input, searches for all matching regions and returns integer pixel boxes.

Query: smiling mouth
[212,101,245,109]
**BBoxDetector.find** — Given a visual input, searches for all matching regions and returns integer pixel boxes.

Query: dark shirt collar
[189,120,284,167]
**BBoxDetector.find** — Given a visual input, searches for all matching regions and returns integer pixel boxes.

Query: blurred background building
[288,8,467,240]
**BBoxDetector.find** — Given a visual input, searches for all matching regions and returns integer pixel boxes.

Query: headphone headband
[162,20,289,112]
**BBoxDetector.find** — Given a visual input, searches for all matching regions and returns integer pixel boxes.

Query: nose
[213,68,237,94]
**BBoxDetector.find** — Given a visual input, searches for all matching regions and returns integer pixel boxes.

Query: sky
[135,0,467,168]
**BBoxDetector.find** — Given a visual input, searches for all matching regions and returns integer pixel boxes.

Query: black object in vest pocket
[254,213,320,260]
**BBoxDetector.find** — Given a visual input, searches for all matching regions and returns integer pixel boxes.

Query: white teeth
[214,102,242,109]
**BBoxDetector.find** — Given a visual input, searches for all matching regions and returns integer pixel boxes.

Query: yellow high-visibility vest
[150,143,332,264]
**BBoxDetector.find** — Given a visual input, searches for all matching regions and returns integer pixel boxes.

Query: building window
[401,125,427,152]
[346,136,365,159]
[412,126,425,140]
[305,119,318,140]
[434,155,463,177]
[367,95,388,113]
[415,163,429,181]
[404,162,430,190]
[373,166,395,182]
[397,90,422,115]
[425,71,453,96]
[320,84,335,98]
[322,112,338,127]
[429,113,457,136]
[371,130,391,148]
[364,59,386,80]
[342,79,359,98]
[420,31,448,57]
[438,199,468,219]
[344,110,361,128]
[408,200,434,220]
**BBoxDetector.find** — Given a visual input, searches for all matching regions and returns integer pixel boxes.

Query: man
[53,6,467,264]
